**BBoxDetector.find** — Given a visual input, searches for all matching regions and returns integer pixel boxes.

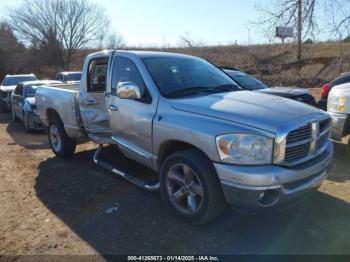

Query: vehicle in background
[36,50,333,224]
[55,71,82,83]
[327,83,350,149]
[223,68,317,106]
[318,72,350,110]
[11,80,61,132]
[0,74,37,112]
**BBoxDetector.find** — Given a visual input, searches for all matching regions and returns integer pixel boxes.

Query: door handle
[84,100,99,105]
[108,104,118,111]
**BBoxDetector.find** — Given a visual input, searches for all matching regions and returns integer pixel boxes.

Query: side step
[93,144,160,192]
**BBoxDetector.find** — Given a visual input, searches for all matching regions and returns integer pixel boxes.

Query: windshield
[143,56,240,98]
[2,76,36,86]
[228,73,269,90]
[64,73,82,82]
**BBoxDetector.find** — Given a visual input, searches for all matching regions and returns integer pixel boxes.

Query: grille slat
[285,124,312,162]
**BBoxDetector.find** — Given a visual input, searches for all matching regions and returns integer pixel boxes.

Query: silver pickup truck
[36,50,333,224]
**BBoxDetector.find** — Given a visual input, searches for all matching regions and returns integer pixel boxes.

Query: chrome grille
[285,124,312,161]
[277,117,331,166]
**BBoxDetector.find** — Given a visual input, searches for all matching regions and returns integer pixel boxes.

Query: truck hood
[256,87,309,97]
[25,97,36,106]
[170,91,322,133]
[0,85,16,92]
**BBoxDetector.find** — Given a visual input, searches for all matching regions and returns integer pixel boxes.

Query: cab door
[106,55,157,168]
[12,84,23,119]
[79,56,112,135]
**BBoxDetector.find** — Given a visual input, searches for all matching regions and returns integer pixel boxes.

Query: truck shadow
[5,117,49,150]
[35,146,350,255]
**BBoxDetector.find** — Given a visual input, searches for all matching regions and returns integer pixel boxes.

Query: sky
[0,0,341,47]
[0,0,269,47]
[99,0,260,47]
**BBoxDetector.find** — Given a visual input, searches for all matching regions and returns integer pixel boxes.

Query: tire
[48,117,76,158]
[23,112,31,133]
[160,149,226,224]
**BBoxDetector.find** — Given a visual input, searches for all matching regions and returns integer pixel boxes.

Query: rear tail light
[320,84,330,98]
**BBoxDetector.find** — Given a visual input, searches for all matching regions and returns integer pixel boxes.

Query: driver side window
[112,56,147,96]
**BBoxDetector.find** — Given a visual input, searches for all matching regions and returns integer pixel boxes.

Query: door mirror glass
[115,82,142,100]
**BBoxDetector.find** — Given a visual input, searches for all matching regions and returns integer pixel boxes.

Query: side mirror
[115,82,142,100]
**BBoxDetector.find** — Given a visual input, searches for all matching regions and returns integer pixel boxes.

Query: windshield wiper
[165,86,210,98]
[165,84,240,98]
[207,84,241,93]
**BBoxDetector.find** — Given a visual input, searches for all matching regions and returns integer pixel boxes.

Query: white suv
[0,74,37,112]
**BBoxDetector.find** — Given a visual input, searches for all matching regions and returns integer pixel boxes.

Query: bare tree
[256,0,350,62]
[256,0,317,61]
[328,0,350,72]
[179,31,195,48]
[105,32,126,49]
[8,0,110,69]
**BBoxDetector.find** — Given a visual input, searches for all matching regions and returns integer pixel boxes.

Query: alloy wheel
[166,163,204,214]
[49,124,62,152]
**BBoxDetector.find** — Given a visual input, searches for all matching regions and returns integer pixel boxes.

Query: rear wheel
[48,118,76,158]
[160,149,226,224]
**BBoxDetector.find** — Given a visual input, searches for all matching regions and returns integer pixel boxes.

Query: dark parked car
[11,80,61,132]
[318,72,350,110]
[55,71,82,83]
[223,68,317,106]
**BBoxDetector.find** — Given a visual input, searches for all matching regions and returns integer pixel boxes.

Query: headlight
[216,134,273,165]
[328,96,347,113]
[338,96,347,112]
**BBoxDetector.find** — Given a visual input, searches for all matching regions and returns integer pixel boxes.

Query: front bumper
[214,141,333,212]
[328,112,350,141]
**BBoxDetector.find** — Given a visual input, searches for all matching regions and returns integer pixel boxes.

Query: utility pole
[245,24,251,46]
[296,0,302,62]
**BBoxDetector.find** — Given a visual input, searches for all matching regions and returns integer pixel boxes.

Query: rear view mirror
[115,82,142,100]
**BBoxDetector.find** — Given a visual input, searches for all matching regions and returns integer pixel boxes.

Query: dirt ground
[0,108,349,257]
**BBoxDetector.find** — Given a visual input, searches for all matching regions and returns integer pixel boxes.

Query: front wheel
[160,149,226,224]
[48,119,76,158]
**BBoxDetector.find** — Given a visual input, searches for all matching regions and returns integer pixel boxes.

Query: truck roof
[92,50,197,59]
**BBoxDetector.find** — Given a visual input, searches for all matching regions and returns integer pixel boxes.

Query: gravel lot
[0,111,349,256]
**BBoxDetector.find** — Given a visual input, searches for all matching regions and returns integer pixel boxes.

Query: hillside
[152,42,350,88]
[52,42,350,90]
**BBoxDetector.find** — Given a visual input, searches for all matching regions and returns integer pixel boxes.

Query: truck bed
[35,83,85,139]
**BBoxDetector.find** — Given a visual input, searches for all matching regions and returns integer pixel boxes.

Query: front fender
[152,99,274,171]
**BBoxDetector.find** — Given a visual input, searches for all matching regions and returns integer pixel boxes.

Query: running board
[93,144,160,191]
